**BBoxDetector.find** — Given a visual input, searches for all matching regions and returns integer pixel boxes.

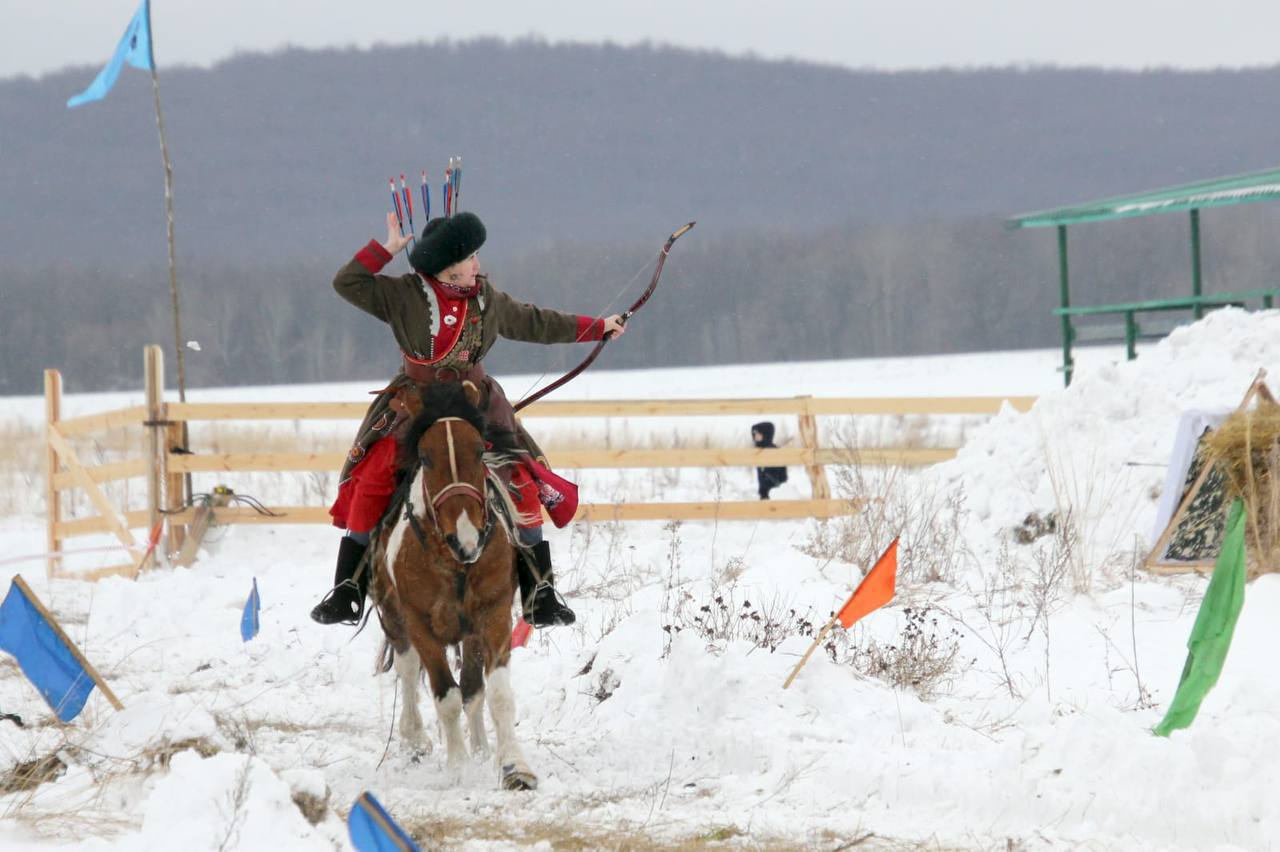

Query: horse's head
[403,381,493,564]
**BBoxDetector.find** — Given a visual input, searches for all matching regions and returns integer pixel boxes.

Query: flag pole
[144,2,186,405]
[782,612,841,690]
[144,0,190,509]
[784,537,900,689]
[12,576,124,712]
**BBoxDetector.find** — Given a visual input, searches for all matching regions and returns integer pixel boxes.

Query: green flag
[1153,498,1247,737]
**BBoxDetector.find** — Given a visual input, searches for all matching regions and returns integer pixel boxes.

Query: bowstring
[509,249,661,405]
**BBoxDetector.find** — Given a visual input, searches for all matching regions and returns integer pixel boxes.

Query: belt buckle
[435,367,460,382]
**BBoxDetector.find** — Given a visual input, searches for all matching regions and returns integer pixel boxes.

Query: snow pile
[937,307,1280,575]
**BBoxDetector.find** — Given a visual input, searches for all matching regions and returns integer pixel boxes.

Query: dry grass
[0,753,66,794]
[0,726,221,844]
[397,811,946,850]
[1040,436,1139,593]
[1204,399,1280,574]
[800,428,972,587]
[142,736,222,769]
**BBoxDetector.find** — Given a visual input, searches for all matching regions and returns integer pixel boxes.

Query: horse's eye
[419,455,433,470]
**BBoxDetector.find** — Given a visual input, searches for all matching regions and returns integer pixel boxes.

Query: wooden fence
[43,345,1036,579]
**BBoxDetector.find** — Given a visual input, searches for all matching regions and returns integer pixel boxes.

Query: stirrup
[525,581,576,627]
[310,579,364,626]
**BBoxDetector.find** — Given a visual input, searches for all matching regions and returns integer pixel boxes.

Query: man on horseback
[310,210,624,628]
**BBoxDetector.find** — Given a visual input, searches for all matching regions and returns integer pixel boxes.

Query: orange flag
[835,538,898,628]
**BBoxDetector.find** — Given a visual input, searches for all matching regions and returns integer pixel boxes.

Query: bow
[513,221,695,412]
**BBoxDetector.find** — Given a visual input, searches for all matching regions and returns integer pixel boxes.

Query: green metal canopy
[1007,165,1280,229]
[1007,164,1280,387]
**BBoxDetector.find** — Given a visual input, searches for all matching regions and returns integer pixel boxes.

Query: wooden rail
[43,345,1036,579]
[169,396,1036,421]
[163,446,957,474]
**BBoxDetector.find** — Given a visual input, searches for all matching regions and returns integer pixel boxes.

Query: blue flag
[240,578,260,642]
[0,579,96,722]
[66,0,154,108]
[349,792,420,852]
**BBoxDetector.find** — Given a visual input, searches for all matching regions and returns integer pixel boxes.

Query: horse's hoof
[501,763,538,791]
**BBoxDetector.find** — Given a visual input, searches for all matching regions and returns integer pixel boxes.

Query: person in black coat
[751,421,788,500]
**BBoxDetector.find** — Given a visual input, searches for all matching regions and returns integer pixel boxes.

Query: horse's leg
[372,560,431,754]
[460,635,489,757]
[414,634,468,775]
[482,618,537,791]
[392,644,430,753]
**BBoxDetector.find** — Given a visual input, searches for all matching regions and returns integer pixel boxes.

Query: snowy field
[1,316,1278,850]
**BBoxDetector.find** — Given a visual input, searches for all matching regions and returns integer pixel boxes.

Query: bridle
[404,417,495,563]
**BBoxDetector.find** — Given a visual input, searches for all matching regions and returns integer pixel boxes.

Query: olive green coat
[332,248,589,486]
[333,257,589,364]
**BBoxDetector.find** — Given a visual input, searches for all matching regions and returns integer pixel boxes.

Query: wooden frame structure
[1145,371,1275,575]
[44,346,1036,579]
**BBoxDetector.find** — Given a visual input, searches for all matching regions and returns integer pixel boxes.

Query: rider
[310,210,625,627]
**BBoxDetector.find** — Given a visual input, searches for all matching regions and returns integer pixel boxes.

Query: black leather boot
[517,541,575,627]
[310,536,369,625]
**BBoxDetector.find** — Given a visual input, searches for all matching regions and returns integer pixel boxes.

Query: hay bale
[1203,399,1280,574]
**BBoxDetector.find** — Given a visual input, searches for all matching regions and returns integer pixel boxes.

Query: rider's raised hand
[382,211,414,256]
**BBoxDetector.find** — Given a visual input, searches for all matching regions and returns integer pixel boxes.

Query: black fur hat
[408,212,487,276]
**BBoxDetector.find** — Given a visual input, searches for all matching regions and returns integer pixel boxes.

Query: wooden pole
[147,7,191,511]
[44,369,62,580]
[166,420,186,554]
[144,345,166,568]
[45,428,139,555]
[782,613,841,690]
[146,16,185,405]
[11,575,124,712]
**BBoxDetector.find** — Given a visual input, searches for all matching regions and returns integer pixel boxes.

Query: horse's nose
[444,533,479,564]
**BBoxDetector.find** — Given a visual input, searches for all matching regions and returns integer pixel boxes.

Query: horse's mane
[397,382,525,469]
[391,381,537,542]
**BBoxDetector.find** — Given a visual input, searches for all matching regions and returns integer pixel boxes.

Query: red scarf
[427,275,480,299]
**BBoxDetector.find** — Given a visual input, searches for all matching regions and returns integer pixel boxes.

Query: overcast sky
[4,0,1279,81]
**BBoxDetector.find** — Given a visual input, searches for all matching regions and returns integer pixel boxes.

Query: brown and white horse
[371,381,537,790]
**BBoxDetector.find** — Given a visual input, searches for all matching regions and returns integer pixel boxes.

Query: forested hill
[4,38,1280,392]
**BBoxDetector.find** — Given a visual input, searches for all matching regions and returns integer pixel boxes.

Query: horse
[370,380,538,791]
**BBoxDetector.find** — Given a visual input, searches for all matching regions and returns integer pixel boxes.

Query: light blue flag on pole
[66,0,154,108]
[0,579,96,722]
[240,578,260,642]
[349,792,420,852]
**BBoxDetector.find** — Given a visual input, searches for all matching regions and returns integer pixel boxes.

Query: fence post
[44,368,62,579]
[798,396,831,501]
[144,345,167,566]
[166,420,186,554]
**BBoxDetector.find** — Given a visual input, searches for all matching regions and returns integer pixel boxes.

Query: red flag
[835,538,898,628]
[511,620,532,649]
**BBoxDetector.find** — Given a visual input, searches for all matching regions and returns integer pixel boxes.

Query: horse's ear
[391,385,424,419]
[461,380,481,408]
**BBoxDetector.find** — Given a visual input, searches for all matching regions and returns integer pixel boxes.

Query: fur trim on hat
[409,212,487,276]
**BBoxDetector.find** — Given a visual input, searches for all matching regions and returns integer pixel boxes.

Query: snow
[1,317,1278,849]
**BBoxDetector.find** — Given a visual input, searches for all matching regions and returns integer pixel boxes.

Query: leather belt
[402,356,486,385]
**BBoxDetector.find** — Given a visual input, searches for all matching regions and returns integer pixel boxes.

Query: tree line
[5,39,1280,391]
